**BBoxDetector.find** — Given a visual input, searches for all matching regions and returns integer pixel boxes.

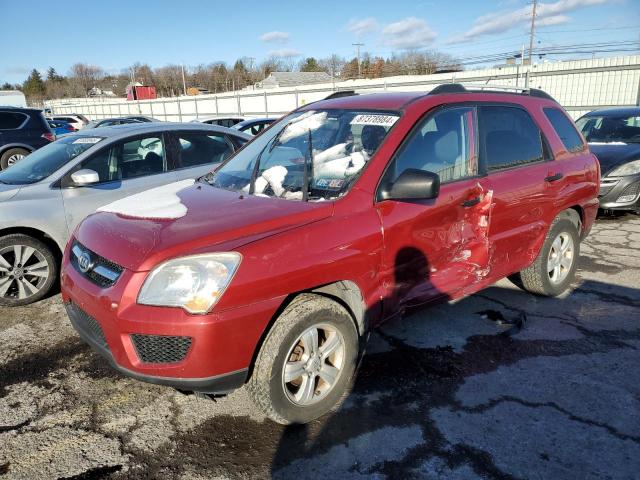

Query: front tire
[247,294,359,424]
[512,215,580,297]
[0,234,57,307]
[0,148,29,170]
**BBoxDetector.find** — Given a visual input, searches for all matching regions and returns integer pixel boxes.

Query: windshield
[0,136,103,185]
[576,114,640,143]
[207,109,399,201]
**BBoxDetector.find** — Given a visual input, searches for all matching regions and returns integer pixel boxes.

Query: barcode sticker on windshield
[72,137,102,144]
[350,114,399,127]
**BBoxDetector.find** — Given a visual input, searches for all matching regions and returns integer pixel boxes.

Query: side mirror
[70,169,100,186]
[381,168,440,201]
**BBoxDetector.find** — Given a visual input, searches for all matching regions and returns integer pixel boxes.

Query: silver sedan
[0,122,250,306]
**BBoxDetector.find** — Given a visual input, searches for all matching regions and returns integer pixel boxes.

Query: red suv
[62,85,599,424]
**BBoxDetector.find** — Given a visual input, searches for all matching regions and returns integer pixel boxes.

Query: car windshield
[0,136,103,185]
[206,108,399,201]
[576,113,640,143]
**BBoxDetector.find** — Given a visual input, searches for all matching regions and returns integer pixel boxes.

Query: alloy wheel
[0,244,50,301]
[547,232,574,285]
[282,323,346,406]
[6,153,25,166]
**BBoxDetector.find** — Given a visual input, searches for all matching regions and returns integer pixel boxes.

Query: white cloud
[259,31,290,43]
[346,17,379,36]
[268,48,302,58]
[448,0,610,44]
[536,14,571,27]
[381,17,437,49]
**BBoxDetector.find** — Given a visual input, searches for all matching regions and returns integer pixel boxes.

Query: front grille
[70,240,123,288]
[130,334,192,364]
[66,302,108,350]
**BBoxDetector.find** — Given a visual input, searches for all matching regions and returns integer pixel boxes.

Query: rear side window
[174,132,233,168]
[0,111,28,129]
[479,106,544,171]
[544,107,585,152]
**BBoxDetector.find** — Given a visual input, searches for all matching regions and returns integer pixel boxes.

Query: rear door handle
[462,196,481,207]
[545,173,563,182]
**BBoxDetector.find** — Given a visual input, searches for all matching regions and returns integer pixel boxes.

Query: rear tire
[247,294,359,424]
[511,215,580,297]
[0,234,57,307]
[0,148,29,170]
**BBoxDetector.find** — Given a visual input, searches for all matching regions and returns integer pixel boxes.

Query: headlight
[609,159,640,177]
[138,253,241,314]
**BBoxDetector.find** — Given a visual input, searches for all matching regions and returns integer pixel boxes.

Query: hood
[76,182,334,271]
[589,143,640,176]
[0,183,22,202]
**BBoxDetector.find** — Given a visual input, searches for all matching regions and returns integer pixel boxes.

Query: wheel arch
[244,280,368,383]
[0,144,34,156]
[0,226,63,264]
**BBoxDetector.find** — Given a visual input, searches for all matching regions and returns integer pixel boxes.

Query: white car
[190,116,246,128]
[49,114,89,131]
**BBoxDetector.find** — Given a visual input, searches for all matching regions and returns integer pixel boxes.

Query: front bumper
[61,249,284,394]
[65,302,247,393]
[598,173,640,211]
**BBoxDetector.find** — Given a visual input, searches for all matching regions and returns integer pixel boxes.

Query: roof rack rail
[429,83,557,102]
[324,90,357,100]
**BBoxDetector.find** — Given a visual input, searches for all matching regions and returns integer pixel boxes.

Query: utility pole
[528,0,538,64]
[181,64,187,96]
[353,43,364,78]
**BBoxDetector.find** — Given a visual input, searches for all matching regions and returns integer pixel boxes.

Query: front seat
[361,125,387,155]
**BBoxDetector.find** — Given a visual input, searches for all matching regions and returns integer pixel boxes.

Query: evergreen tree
[22,69,45,100]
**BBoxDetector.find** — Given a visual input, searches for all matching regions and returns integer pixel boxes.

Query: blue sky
[1,0,638,83]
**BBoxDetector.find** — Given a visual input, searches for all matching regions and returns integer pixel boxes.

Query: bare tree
[69,63,104,96]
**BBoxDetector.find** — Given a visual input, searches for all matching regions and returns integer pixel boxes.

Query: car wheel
[512,214,580,297]
[0,234,58,307]
[247,293,359,424]
[0,148,30,170]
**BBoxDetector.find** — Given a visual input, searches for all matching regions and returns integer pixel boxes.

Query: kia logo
[78,252,94,273]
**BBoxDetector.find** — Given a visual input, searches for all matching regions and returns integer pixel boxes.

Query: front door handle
[462,196,481,207]
[545,173,563,182]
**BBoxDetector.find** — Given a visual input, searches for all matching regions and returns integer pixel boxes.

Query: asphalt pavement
[1,213,639,479]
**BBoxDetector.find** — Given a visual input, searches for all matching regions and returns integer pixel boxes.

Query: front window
[65,135,166,185]
[0,136,103,185]
[576,114,640,143]
[206,109,399,201]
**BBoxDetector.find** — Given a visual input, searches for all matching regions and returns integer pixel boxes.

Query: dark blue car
[0,107,54,169]
[576,107,640,212]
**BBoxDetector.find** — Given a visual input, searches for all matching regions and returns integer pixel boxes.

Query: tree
[341,58,360,79]
[46,67,63,82]
[69,63,104,96]
[319,55,345,79]
[22,69,46,102]
[300,57,323,72]
[1,82,14,90]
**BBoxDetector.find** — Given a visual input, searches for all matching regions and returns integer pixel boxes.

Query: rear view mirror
[380,168,440,201]
[70,169,100,186]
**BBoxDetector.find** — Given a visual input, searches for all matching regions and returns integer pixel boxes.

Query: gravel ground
[1,213,639,479]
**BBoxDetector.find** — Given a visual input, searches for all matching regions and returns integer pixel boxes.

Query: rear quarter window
[0,111,28,130]
[544,107,585,153]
